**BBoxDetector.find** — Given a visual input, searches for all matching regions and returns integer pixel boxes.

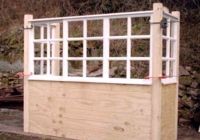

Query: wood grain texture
[24,14,33,132]
[172,11,180,140]
[28,81,152,140]
[161,84,177,140]
[151,3,163,140]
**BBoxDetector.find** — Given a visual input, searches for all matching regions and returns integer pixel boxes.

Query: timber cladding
[161,84,177,140]
[28,81,152,140]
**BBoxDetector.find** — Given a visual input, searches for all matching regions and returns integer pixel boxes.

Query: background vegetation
[0,0,199,69]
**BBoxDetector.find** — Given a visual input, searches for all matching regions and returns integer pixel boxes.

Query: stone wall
[179,66,200,128]
[0,60,23,98]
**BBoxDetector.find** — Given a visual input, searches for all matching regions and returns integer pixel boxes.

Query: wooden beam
[171,11,180,140]
[24,14,33,132]
[51,23,61,76]
[151,3,163,140]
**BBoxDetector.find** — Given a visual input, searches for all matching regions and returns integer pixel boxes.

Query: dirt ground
[0,109,199,140]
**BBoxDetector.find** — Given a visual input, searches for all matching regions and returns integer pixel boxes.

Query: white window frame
[28,11,179,85]
[161,12,179,84]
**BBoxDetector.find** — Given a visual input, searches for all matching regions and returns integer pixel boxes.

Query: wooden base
[27,81,152,140]
[24,81,177,140]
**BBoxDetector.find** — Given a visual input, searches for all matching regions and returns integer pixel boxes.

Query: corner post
[172,11,180,140]
[24,14,33,132]
[151,3,163,140]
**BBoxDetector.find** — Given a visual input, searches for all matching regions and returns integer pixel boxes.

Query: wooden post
[172,11,180,140]
[24,14,33,132]
[151,3,163,140]
[52,23,60,75]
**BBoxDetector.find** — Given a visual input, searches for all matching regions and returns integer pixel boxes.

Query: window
[162,17,177,83]
[30,11,178,84]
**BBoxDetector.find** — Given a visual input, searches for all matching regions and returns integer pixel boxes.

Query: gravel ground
[0,132,54,140]
[0,108,199,140]
[0,109,23,128]
[178,127,200,140]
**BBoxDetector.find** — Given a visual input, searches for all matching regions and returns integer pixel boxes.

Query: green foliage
[0,0,199,72]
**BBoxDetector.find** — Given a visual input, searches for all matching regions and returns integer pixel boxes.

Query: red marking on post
[15,72,32,79]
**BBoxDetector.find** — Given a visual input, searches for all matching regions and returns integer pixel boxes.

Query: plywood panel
[28,81,152,140]
[161,84,177,140]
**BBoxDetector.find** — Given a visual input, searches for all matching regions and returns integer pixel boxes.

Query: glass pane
[131,39,149,57]
[87,40,103,57]
[43,26,47,39]
[131,61,149,79]
[162,18,168,36]
[68,41,83,57]
[34,25,47,39]
[68,61,82,77]
[34,43,48,58]
[162,39,167,57]
[42,60,47,74]
[110,40,127,57]
[34,60,41,75]
[110,18,127,36]
[69,21,83,37]
[87,61,103,77]
[162,61,167,76]
[109,61,126,78]
[131,17,150,35]
[169,61,174,77]
[87,20,103,37]
[34,26,40,39]
[34,43,41,57]
[170,40,175,58]
[34,60,47,75]
[170,22,176,38]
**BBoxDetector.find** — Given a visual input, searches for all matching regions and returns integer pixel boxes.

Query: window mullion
[127,17,131,79]
[30,25,34,75]
[103,18,110,78]
[47,23,51,75]
[40,26,44,74]
[149,15,153,78]
[63,20,68,77]
[83,20,87,78]
[173,21,178,77]
[166,19,171,76]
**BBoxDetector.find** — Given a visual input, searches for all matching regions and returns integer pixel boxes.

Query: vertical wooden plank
[63,20,68,77]
[149,14,153,79]
[24,14,33,132]
[40,27,44,74]
[172,11,180,140]
[103,18,110,78]
[47,24,51,75]
[83,20,87,77]
[166,18,171,76]
[163,7,170,76]
[165,8,170,77]
[29,25,34,75]
[52,23,60,75]
[151,3,163,140]
[127,17,131,79]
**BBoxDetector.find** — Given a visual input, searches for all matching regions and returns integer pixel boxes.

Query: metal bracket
[160,18,168,29]
[150,18,168,29]
[23,25,33,30]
